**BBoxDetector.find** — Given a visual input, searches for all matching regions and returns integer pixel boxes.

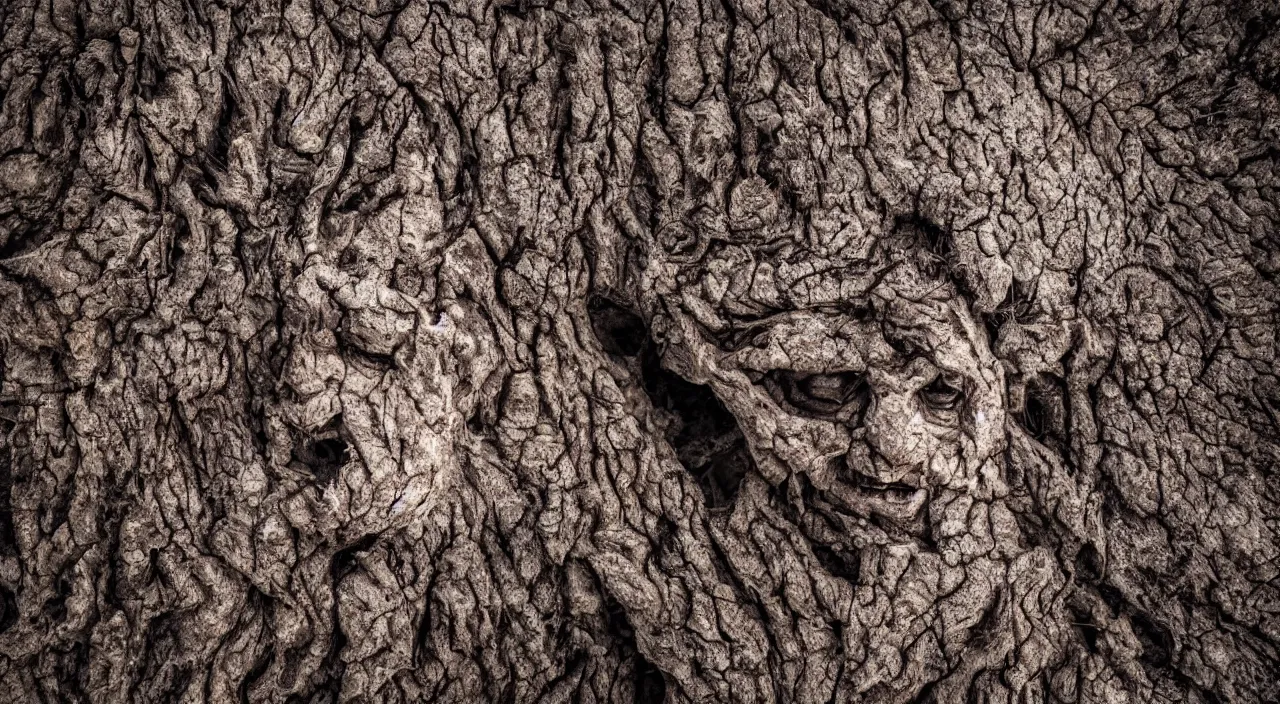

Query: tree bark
[1,0,1279,701]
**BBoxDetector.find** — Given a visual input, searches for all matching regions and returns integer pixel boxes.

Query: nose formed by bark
[852,390,925,485]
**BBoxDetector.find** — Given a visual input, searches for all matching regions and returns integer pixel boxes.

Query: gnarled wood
[1,0,1279,701]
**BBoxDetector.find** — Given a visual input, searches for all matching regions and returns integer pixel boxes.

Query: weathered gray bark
[1,0,1279,701]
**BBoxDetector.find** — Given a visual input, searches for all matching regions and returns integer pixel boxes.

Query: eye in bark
[588,295,647,357]
[291,427,350,484]
[764,370,869,421]
[311,438,348,466]
[919,374,964,413]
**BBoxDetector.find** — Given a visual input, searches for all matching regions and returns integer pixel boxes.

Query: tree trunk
[1,0,1279,701]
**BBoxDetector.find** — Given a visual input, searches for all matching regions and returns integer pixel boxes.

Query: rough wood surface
[1,0,1279,701]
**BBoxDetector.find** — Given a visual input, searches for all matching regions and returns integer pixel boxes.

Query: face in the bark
[263,258,497,547]
[677,253,1008,546]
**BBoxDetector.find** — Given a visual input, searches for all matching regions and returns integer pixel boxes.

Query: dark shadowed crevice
[42,574,71,623]
[906,678,937,704]
[967,588,1004,650]
[0,401,15,556]
[332,533,377,579]
[239,645,274,704]
[1068,601,1100,653]
[237,587,275,704]
[1006,498,1051,550]
[0,583,16,635]
[331,115,377,216]
[310,437,348,470]
[1022,373,1069,457]
[465,409,490,438]
[135,613,196,702]
[51,641,91,704]
[603,591,666,704]
[634,656,667,704]
[167,213,190,276]
[1071,526,1127,617]
[810,541,860,584]
[1131,610,1174,669]
[640,342,749,509]
[291,535,379,704]
[206,88,237,174]
[1239,14,1280,93]
[0,219,45,260]
[1096,581,1127,617]
[290,416,350,486]
[779,474,868,581]
[494,0,542,20]
[896,213,952,260]
[587,295,647,357]
[412,572,438,668]
[586,294,751,508]
[1075,543,1103,584]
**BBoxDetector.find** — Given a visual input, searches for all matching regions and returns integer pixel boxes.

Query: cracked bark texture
[1,0,1279,701]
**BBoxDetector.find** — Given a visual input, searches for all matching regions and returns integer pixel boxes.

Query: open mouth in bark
[838,482,928,522]
[786,471,934,556]
[853,475,925,504]
[819,461,931,539]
